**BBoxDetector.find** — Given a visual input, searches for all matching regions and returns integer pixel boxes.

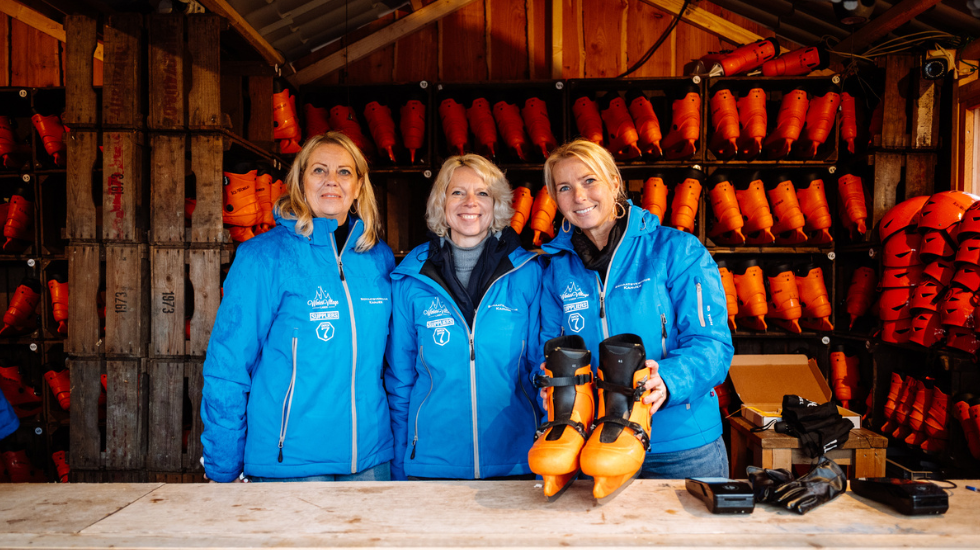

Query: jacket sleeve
[200,241,277,482]
[658,232,734,406]
[522,260,545,419]
[384,278,419,480]
[536,255,563,410]
[0,390,19,441]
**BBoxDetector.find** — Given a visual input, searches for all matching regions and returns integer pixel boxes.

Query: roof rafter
[833,0,944,55]
[640,0,763,47]
[198,0,285,67]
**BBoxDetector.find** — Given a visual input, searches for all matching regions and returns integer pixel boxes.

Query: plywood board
[187,15,221,128]
[488,0,527,80]
[105,359,146,470]
[64,14,99,126]
[189,134,223,243]
[148,14,185,130]
[150,134,185,244]
[150,247,186,357]
[147,360,184,471]
[582,0,624,78]
[68,359,103,469]
[9,18,60,87]
[187,249,220,356]
[0,483,160,533]
[103,131,145,242]
[440,0,487,81]
[66,244,102,356]
[66,130,100,241]
[105,244,148,356]
[102,14,143,128]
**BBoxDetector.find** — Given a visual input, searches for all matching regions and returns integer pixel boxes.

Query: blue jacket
[385,243,542,480]
[0,390,18,441]
[201,215,395,482]
[541,203,733,453]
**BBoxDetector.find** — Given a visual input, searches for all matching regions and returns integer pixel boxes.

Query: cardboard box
[729,354,860,430]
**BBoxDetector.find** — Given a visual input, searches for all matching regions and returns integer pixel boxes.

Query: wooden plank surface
[872,152,904,235]
[246,76,273,148]
[906,152,937,199]
[345,13,397,84]
[102,14,143,128]
[187,249,221,356]
[68,359,103,469]
[0,13,8,86]
[527,0,546,79]
[64,14,99,126]
[9,18,61,86]
[833,0,943,55]
[105,244,148,356]
[642,0,763,47]
[190,134,224,243]
[912,70,941,149]
[147,361,184,471]
[66,244,102,356]
[488,0,527,80]
[196,0,283,67]
[148,14,185,130]
[105,359,146,470]
[150,247,185,357]
[560,0,583,79]
[1,481,979,548]
[220,73,244,138]
[103,131,145,242]
[150,134,185,244]
[881,54,913,149]
[626,0,672,77]
[187,15,221,128]
[184,361,205,471]
[582,0,624,78]
[392,6,438,82]
[440,0,487,81]
[0,484,160,533]
[66,130,99,241]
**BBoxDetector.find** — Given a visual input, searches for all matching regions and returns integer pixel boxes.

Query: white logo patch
[310,311,340,321]
[560,282,590,301]
[361,297,388,305]
[563,300,589,313]
[433,327,451,346]
[426,317,455,329]
[308,286,339,309]
[423,298,451,317]
[614,278,650,291]
[315,322,335,341]
[568,312,585,333]
[487,303,516,312]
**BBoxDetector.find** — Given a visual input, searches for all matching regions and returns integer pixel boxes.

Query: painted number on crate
[161,292,175,314]
[115,292,129,313]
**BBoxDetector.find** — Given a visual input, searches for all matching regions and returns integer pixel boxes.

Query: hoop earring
[349,200,358,215]
[561,218,572,233]
[615,201,627,219]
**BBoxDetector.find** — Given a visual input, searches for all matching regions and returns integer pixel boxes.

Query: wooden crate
[102,14,143,129]
[189,134,224,244]
[65,244,103,355]
[68,358,104,470]
[104,244,149,357]
[146,360,204,473]
[105,359,147,470]
[150,247,185,357]
[66,130,101,241]
[63,14,100,128]
[147,14,185,131]
[187,15,221,129]
[150,134,186,244]
[186,249,221,356]
[102,131,147,242]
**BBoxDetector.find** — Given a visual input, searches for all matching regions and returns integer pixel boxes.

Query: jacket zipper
[278,329,299,463]
[331,222,360,474]
[696,279,706,327]
[595,211,629,340]
[411,346,435,459]
[660,314,667,360]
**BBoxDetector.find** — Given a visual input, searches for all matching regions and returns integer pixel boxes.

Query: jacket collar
[274,212,362,249]
[542,200,659,254]
[393,241,537,280]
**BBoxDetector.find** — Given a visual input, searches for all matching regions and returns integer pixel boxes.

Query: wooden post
[912,68,942,150]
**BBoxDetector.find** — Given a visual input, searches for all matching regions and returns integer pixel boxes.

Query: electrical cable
[617,0,691,78]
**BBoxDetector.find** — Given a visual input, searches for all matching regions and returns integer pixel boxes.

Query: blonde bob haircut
[426,154,514,238]
[275,131,382,252]
[543,139,627,203]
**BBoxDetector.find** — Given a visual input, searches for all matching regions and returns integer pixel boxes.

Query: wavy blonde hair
[275,132,382,252]
[425,154,514,238]
[543,139,626,203]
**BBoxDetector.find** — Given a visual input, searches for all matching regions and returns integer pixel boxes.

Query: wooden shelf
[709,246,831,254]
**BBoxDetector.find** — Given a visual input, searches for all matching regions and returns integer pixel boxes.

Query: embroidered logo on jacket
[423,298,451,317]
[433,327,451,346]
[316,322,335,341]
[560,282,589,301]
[308,286,339,309]
[568,312,585,333]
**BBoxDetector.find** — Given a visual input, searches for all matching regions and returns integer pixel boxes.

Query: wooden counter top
[1,479,978,548]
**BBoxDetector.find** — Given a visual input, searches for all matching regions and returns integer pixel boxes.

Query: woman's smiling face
[551,156,618,234]
[303,142,362,222]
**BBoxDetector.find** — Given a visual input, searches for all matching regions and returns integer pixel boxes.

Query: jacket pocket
[515,339,538,428]
[695,277,706,328]
[411,347,435,460]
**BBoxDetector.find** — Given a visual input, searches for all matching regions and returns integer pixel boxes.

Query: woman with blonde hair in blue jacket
[539,139,734,481]
[201,132,395,482]
[385,154,542,480]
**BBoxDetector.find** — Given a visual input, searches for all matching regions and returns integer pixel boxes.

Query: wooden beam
[197,0,284,67]
[0,0,103,60]
[833,0,943,55]
[641,0,762,46]
[550,0,562,79]
[289,0,477,87]
[410,0,425,10]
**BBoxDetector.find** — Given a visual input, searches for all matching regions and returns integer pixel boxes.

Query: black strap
[596,378,647,401]
[751,419,778,433]
[534,419,588,441]
[593,416,650,448]
[534,373,593,388]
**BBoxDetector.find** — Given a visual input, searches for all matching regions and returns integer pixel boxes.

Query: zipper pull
[338,259,346,281]
[600,294,605,319]
[410,436,418,459]
[661,314,667,339]
[278,442,284,463]
[469,336,475,361]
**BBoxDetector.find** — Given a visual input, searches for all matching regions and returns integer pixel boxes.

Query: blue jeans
[639,436,729,479]
[249,461,391,482]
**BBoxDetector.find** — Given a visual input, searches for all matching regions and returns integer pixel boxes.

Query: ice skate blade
[545,471,581,503]
[594,469,640,506]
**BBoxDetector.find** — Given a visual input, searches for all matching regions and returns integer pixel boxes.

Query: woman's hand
[203,472,247,483]
[641,360,668,415]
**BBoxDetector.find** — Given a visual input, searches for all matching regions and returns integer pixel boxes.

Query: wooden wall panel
[626,0,673,78]
[0,14,9,86]
[674,24,721,76]
[527,0,546,79]
[440,0,488,81]
[561,0,583,79]
[393,10,438,82]
[10,19,61,87]
[346,14,396,84]
[582,0,625,78]
[488,0,528,80]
